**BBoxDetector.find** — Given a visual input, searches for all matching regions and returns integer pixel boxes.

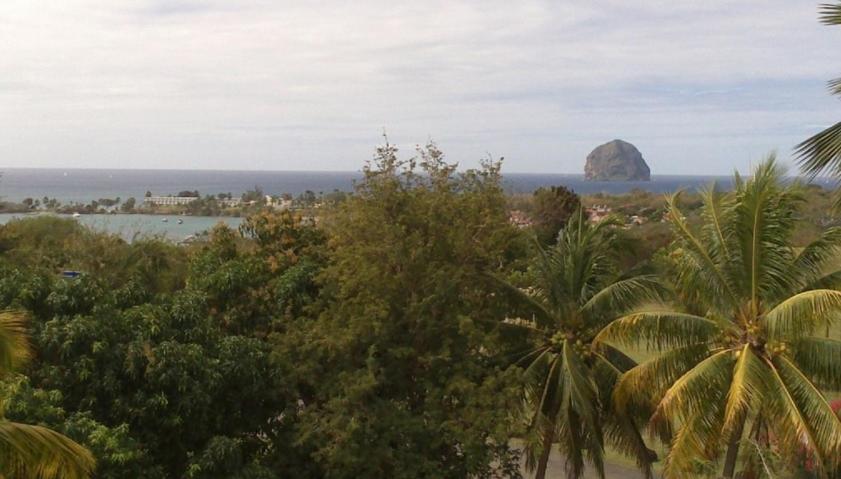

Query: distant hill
[584,139,650,181]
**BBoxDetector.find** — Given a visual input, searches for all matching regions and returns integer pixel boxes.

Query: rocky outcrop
[584,140,650,181]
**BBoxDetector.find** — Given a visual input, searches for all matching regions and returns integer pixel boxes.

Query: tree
[598,158,841,478]
[796,3,841,206]
[494,210,660,479]
[0,311,95,479]
[121,197,136,212]
[531,186,581,244]
[241,187,264,204]
[287,142,526,478]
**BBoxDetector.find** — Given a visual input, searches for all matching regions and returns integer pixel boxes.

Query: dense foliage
[2,148,841,479]
[530,186,581,245]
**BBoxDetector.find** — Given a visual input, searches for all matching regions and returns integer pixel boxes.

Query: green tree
[531,186,581,244]
[599,158,841,478]
[494,210,660,479]
[796,3,841,204]
[120,197,136,212]
[0,311,95,479]
[287,142,526,478]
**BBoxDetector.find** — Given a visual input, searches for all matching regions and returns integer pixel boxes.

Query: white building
[265,195,293,210]
[144,196,199,206]
[219,198,242,207]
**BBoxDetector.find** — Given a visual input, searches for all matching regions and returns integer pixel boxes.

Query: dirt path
[534,450,660,479]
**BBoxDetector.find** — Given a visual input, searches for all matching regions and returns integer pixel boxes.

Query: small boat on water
[177,219,183,224]
[161,217,168,223]
[72,212,81,218]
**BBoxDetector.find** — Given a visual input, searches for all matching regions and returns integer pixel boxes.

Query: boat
[177,219,183,224]
[72,212,81,218]
[161,217,168,223]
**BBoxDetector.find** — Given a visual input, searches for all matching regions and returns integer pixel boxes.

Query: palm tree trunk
[722,414,746,479]
[534,424,554,479]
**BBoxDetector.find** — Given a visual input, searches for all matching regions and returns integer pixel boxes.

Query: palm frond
[665,192,740,309]
[790,227,841,292]
[663,403,726,478]
[0,420,95,479]
[580,275,668,318]
[766,355,841,474]
[699,185,737,269]
[819,2,841,25]
[721,345,766,437]
[602,414,655,479]
[595,309,719,351]
[530,352,564,426]
[764,289,841,340]
[795,122,841,180]
[829,77,841,96]
[485,272,556,328]
[613,344,714,412]
[805,269,841,290]
[0,311,31,376]
[731,156,800,305]
[654,349,735,424]
[561,341,600,433]
[595,343,637,373]
[652,351,735,477]
[791,336,841,392]
[560,340,605,477]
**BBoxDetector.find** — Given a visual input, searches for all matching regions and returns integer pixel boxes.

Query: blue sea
[3,168,831,204]
[0,168,834,242]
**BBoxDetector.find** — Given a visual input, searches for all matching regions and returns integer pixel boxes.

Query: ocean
[0,168,834,242]
[3,168,830,204]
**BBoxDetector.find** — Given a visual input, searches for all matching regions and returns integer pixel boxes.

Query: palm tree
[494,209,662,479]
[0,311,95,479]
[795,2,841,197]
[598,158,841,478]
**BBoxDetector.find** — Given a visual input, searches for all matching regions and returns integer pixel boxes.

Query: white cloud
[0,0,839,173]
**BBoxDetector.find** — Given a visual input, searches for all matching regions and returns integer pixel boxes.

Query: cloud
[0,0,839,174]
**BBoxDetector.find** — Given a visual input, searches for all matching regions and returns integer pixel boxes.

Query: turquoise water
[0,213,243,242]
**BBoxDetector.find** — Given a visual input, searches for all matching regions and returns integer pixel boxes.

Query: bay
[0,213,242,242]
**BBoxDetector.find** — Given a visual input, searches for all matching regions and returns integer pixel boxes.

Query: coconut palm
[598,157,841,478]
[795,2,841,198]
[494,209,662,479]
[0,310,95,479]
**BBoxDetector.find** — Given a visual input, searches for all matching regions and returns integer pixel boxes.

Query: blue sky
[1,0,840,174]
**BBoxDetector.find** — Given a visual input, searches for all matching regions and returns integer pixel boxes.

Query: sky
[1,0,840,174]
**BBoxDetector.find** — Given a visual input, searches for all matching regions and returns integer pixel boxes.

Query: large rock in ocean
[584,139,650,181]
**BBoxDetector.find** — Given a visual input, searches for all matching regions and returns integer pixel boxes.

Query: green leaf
[596,308,719,351]
[819,2,841,25]
[791,336,841,390]
[0,420,96,479]
[764,289,841,340]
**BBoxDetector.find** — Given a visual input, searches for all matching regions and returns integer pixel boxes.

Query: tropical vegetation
[494,210,660,479]
[600,158,841,478]
[4,144,841,479]
[796,2,841,204]
[0,311,95,478]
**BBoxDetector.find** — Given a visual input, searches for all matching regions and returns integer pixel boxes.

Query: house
[508,210,533,228]
[219,198,242,208]
[586,205,611,222]
[144,196,199,206]
[265,196,293,210]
